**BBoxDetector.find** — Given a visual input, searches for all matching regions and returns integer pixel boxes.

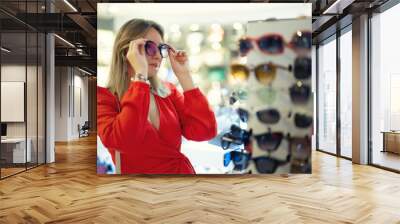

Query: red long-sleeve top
[97,81,217,174]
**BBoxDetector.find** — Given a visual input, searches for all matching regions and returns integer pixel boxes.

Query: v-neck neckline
[149,93,162,134]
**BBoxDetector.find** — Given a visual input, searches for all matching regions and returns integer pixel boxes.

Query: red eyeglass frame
[239,33,286,56]
[239,30,311,57]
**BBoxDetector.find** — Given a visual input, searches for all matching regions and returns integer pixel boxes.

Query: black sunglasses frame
[289,82,311,104]
[144,40,173,58]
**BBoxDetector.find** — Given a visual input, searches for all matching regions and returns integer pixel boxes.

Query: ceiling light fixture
[78,67,92,76]
[323,0,354,15]
[54,34,75,48]
[1,47,11,53]
[63,0,78,12]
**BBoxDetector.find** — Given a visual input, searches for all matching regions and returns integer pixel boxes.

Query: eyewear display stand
[228,18,312,174]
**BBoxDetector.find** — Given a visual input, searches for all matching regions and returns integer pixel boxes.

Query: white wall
[54,67,89,141]
[1,65,30,138]
[55,67,69,141]
[1,64,46,164]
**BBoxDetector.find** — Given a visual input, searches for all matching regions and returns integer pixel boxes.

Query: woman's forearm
[177,73,196,91]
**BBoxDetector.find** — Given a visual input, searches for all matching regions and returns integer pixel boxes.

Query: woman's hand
[169,49,195,91]
[169,50,190,77]
[126,38,148,77]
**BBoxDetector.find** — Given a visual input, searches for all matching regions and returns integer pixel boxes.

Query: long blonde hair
[107,19,169,99]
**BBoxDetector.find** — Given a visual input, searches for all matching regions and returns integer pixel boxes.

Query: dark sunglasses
[240,107,312,128]
[293,57,311,80]
[289,136,311,161]
[230,151,290,173]
[239,34,285,56]
[294,113,313,128]
[239,31,311,56]
[256,108,281,124]
[230,150,251,171]
[230,63,290,85]
[223,151,232,167]
[287,31,312,52]
[289,136,311,173]
[237,108,249,123]
[253,131,285,152]
[220,125,252,150]
[253,156,290,174]
[144,40,173,58]
[289,82,311,104]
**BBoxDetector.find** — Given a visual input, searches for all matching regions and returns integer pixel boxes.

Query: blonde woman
[97,19,217,174]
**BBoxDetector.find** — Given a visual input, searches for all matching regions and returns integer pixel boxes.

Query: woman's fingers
[125,38,149,75]
[177,50,184,57]
[129,38,147,55]
[169,49,188,66]
[176,51,187,63]
[168,48,176,61]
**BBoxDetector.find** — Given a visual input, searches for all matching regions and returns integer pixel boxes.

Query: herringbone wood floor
[0,135,400,224]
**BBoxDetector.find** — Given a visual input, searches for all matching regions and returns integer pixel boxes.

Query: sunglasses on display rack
[256,108,281,124]
[230,62,291,85]
[289,136,311,173]
[288,31,312,51]
[253,129,286,152]
[253,156,291,174]
[293,113,313,128]
[230,150,290,173]
[289,81,311,104]
[238,31,312,56]
[293,56,311,80]
[237,107,313,128]
[220,125,252,150]
[289,136,311,161]
[230,150,251,171]
[237,108,249,123]
[257,109,313,128]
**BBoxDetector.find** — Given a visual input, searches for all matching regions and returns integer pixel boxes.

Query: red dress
[97,81,217,174]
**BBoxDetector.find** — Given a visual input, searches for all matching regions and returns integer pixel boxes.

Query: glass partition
[317,35,337,155]
[0,0,46,179]
[371,3,400,171]
[1,30,27,178]
[339,27,352,158]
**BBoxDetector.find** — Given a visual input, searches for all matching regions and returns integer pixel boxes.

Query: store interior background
[0,1,399,222]
[1,0,399,179]
[97,3,312,174]
[97,1,400,174]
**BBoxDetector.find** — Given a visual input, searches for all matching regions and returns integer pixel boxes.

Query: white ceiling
[98,3,311,28]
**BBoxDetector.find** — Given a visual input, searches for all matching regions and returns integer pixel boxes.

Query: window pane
[371,3,400,171]
[1,30,27,177]
[318,37,337,154]
[340,29,352,158]
[27,31,38,169]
